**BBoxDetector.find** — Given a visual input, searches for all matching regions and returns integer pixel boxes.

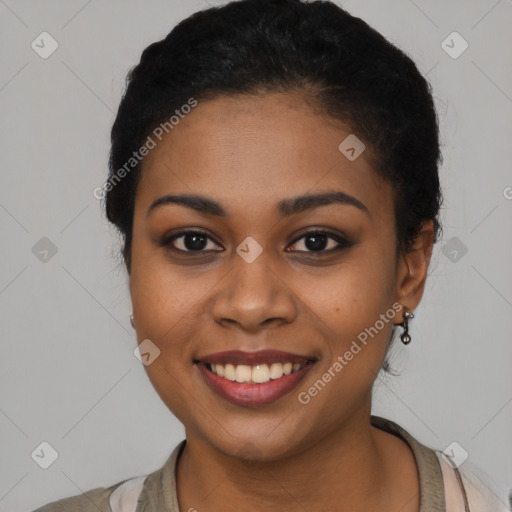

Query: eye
[287,229,353,253]
[161,230,223,253]
[160,228,353,255]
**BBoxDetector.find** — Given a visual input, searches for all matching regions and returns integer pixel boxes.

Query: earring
[130,314,135,329]
[399,309,414,345]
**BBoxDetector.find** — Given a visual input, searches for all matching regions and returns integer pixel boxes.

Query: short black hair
[106,0,442,276]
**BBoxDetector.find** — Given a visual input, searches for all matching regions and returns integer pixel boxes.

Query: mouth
[195,350,317,407]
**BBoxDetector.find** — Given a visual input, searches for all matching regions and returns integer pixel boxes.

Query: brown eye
[162,230,223,253]
[287,230,353,254]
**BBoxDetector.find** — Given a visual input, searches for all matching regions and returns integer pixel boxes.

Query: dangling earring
[130,314,135,329]
[399,309,414,345]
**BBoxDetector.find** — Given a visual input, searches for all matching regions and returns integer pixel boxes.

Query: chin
[192,413,319,464]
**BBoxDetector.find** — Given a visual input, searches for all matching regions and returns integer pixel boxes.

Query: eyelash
[160,228,353,256]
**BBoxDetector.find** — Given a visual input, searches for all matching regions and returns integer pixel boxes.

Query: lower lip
[197,363,314,407]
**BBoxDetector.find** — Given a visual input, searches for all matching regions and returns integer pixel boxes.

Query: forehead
[136,92,390,218]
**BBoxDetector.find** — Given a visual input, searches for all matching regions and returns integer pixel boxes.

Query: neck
[175,409,400,512]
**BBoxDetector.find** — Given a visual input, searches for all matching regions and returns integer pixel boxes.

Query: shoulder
[31,475,147,512]
[435,451,510,512]
[31,441,186,512]
[370,416,510,512]
[32,483,117,512]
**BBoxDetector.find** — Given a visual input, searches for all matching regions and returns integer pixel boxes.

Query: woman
[34,0,508,510]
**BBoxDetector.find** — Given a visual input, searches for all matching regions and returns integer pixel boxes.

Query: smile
[195,350,316,407]
[207,361,307,383]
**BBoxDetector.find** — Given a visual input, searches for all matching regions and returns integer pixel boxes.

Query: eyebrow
[146,191,370,218]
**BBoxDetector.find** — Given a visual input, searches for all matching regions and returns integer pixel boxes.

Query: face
[129,92,429,461]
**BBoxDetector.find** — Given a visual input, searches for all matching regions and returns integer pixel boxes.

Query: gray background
[0,0,511,510]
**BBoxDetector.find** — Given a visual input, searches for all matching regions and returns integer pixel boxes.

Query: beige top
[32,415,509,512]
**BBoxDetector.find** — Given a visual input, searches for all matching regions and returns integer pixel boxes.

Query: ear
[393,220,435,322]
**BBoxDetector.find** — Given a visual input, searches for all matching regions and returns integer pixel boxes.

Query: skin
[128,91,434,511]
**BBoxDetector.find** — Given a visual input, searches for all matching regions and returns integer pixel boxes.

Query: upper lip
[195,350,317,366]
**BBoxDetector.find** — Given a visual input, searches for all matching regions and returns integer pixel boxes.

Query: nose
[211,251,298,333]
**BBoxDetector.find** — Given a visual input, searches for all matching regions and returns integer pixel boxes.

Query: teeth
[235,365,252,383]
[269,363,284,379]
[252,364,271,383]
[206,361,307,384]
[224,364,236,381]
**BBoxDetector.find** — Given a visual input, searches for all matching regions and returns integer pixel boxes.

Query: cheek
[130,242,210,339]
[292,250,396,328]
[292,253,397,390]
[129,255,208,414]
